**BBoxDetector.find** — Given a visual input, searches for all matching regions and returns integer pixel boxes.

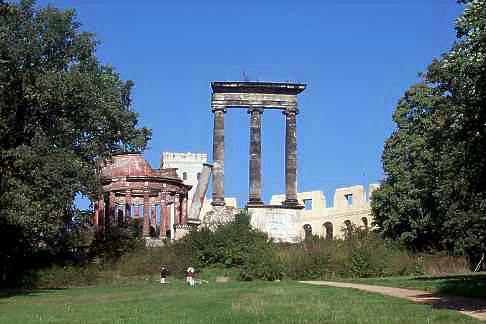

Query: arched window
[323,222,333,240]
[183,172,187,180]
[303,224,313,239]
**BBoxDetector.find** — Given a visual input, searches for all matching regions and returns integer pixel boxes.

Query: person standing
[160,265,168,284]
[186,267,195,287]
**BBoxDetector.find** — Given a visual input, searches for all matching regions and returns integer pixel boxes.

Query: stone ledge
[246,204,304,210]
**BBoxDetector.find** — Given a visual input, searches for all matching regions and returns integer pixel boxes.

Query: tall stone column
[125,191,132,224]
[159,194,167,239]
[151,205,157,228]
[181,194,188,224]
[164,194,170,234]
[143,191,150,236]
[109,191,115,227]
[283,110,300,207]
[211,107,226,206]
[174,193,181,224]
[96,194,104,228]
[247,107,264,205]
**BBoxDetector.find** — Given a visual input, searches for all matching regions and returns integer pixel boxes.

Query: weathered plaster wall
[161,152,208,206]
[198,184,378,242]
[269,184,379,240]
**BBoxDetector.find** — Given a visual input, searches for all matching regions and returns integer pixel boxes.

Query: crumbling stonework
[196,184,379,242]
[249,207,301,243]
[200,205,238,231]
[270,184,379,240]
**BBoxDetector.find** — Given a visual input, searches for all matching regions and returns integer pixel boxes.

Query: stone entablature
[210,81,306,209]
[94,152,193,240]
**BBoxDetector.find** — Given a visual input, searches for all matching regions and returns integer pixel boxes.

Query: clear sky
[37,0,463,208]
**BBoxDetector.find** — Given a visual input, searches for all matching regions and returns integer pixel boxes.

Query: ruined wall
[197,184,379,242]
[270,184,379,240]
[161,152,208,206]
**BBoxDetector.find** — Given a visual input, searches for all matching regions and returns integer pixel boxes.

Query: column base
[246,199,264,207]
[282,199,304,209]
[211,199,226,206]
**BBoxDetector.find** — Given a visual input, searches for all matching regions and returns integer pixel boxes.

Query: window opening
[345,194,353,206]
[304,199,312,210]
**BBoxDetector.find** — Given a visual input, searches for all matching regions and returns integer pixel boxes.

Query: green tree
[372,0,486,262]
[0,0,151,285]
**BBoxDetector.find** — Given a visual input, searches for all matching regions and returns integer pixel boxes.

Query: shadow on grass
[0,288,66,299]
[410,292,486,316]
[415,273,486,298]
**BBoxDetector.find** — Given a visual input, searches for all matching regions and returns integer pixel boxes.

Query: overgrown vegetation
[28,211,440,289]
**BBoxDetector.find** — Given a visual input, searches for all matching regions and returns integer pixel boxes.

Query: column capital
[211,105,227,113]
[282,108,299,116]
[247,107,264,114]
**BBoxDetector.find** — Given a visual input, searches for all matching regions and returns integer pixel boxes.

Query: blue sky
[39,0,463,208]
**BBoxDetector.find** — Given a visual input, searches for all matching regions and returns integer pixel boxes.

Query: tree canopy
[0,0,151,284]
[371,0,486,260]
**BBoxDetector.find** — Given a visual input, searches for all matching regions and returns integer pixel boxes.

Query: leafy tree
[372,0,486,262]
[0,0,151,285]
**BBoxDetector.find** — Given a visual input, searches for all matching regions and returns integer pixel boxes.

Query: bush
[89,223,144,263]
[29,210,468,288]
[177,210,269,268]
[276,226,423,280]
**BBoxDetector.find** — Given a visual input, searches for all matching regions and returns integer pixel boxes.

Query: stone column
[159,194,167,239]
[143,191,150,236]
[247,107,264,205]
[164,194,170,235]
[211,107,226,206]
[174,193,181,224]
[181,194,188,224]
[97,195,104,228]
[283,110,300,207]
[109,191,115,227]
[95,194,103,227]
[151,205,157,228]
[125,191,132,225]
[134,205,140,220]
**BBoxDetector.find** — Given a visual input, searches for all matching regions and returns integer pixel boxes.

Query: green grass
[343,273,486,298]
[0,279,480,323]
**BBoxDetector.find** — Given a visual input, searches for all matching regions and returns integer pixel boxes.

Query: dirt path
[300,281,486,321]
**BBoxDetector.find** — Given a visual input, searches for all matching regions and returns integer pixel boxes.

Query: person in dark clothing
[160,265,168,284]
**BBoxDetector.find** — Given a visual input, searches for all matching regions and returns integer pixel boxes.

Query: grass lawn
[344,273,486,298]
[0,279,480,323]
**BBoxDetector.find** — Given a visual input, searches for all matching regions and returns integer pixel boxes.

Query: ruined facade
[270,184,379,240]
[203,81,379,243]
[161,152,208,208]
[198,184,379,241]
[92,81,379,244]
[93,152,193,240]
[210,81,306,208]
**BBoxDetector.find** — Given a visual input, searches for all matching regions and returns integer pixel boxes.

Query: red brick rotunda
[93,152,192,239]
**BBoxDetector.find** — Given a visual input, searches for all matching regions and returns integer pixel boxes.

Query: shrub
[89,223,144,263]
[177,210,269,269]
